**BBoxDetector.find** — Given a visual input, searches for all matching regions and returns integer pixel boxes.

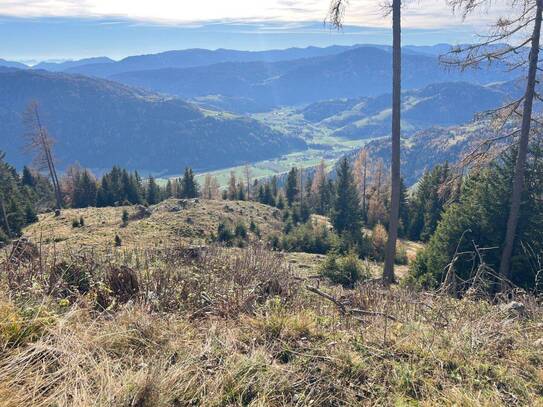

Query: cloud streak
[0,0,510,29]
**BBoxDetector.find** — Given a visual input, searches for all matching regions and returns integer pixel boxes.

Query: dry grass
[23,199,283,251]
[0,241,542,406]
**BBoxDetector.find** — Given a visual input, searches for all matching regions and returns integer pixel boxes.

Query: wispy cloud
[0,0,510,29]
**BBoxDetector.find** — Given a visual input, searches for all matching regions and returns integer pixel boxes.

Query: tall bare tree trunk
[499,0,543,284]
[32,105,62,213]
[383,0,402,285]
[362,154,368,220]
[0,193,10,236]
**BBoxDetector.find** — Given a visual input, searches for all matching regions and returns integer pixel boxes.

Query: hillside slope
[301,82,513,139]
[23,199,283,250]
[0,69,305,172]
[363,120,517,185]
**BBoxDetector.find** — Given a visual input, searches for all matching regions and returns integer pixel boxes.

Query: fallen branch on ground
[306,285,398,321]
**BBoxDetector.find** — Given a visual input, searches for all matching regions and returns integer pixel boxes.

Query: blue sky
[0,0,507,63]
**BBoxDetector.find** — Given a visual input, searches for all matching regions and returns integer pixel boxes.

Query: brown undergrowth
[0,243,542,406]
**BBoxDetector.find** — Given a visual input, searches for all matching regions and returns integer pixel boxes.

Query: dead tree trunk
[498,0,543,283]
[28,103,63,214]
[0,192,10,236]
[383,0,402,285]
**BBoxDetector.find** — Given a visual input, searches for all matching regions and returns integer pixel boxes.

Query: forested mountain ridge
[361,119,518,185]
[33,57,115,72]
[0,68,305,173]
[300,81,517,139]
[108,47,513,112]
[63,45,365,78]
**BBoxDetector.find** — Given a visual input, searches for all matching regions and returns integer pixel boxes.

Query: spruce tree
[411,147,543,293]
[331,158,362,236]
[146,176,160,205]
[286,167,299,207]
[181,167,198,198]
[73,170,97,208]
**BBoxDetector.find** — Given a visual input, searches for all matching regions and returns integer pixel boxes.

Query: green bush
[0,229,9,246]
[121,209,129,226]
[217,221,234,244]
[395,244,409,265]
[319,252,371,288]
[72,219,80,228]
[281,223,339,255]
[234,222,248,239]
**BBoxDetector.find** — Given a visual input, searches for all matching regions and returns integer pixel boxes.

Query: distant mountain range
[18,43,461,77]
[63,45,366,77]
[0,59,27,69]
[33,57,115,72]
[300,80,522,139]
[0,69,305,173]
[105,47,513,112]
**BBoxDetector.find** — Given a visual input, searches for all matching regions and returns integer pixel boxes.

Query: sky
[0,0,509,63]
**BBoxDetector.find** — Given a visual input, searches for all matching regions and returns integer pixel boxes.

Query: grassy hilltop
[0,199,542,406]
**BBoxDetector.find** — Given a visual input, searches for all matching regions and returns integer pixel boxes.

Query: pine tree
[165,180,173,199]
[146,176,160,205]
[411,147,543,293]
[407,164,453,242]
[0,152,38,238]
[286,167,299,207]
[227,172,237,200]
[73,170,97,208]
[331,158,362,236]
[181,167,199,198]
[237,181,246,201]
[22,166,36,188]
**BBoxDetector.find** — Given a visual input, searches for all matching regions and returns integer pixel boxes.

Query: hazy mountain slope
[302,82,511,139]
[363,120,516,185]
[0,59,27,69]
[110,47,512,112]
[34,57,115,72]
[0,69,305,173]
[64,45,363,77]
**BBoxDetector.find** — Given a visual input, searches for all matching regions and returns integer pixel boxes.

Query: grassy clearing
[1,236,542,406]
[23,199,283,251]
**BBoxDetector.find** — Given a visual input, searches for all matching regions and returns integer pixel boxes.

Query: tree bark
[383,0,402,285]
[498,0,543,284]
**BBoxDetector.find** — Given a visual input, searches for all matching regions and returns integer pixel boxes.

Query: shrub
[0,229,9,246]
[217,221,234,244]
[371,224,388,261]
[25,206,38,224]
[251,222,261,238]
[234,222,248,239]
[79,216,85,227]
[281,223,339,254]
[0,301,54,348]
[114,234,122,247]
[319,252,371,288]
[269,235,280,250]
[72,219,80,228]
[395,243,409,265]
[121,209,129,227]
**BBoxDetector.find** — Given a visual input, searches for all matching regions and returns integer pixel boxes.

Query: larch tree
[353,149,370,220]
[243,164,252,200]
[443,0,543,286]
[328,0,402,285]
[23,101,63,214]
